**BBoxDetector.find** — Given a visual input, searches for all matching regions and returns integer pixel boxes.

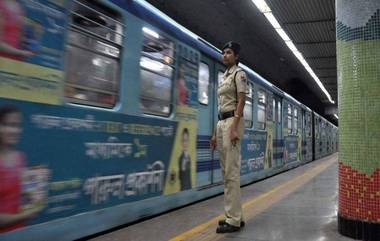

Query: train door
[301,109,307,162]
[305,111,313,162]
[196,55,215,187]
[211,63,226,184]
[313,114,319,160]
[273,95,283,167]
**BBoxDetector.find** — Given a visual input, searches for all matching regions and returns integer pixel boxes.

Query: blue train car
[0,1,337,240]
[313,111,337,159]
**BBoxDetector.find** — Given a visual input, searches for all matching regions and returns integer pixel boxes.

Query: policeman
[211,41,247,233]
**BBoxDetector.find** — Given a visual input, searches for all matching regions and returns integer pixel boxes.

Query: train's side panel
[196,55,215,187]
[0,2,201,240]
[0,1,287,239]
[240,83,270,179]
[282,99,303,165]
[313,112,337,159]
[0,1,338,240]
[301,109,313,163]
[272,94,284,167]
[314,113,322,160]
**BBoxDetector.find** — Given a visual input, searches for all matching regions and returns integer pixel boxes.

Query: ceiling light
[251,0,335,104]
[264,12,281,29]
[293,51,303,61]
[137,0,336,104]
[251,0,271,13]
[285,40,297,52]
[275,28,290,41]
[334,114,339,119]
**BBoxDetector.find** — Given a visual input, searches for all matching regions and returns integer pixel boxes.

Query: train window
[217,71,224,85]
[287,104,292,134]
[257,90,266,130]
[304,113,307,128]
[65,0,124,108]
[140,27,175,116]
[198,62,210,105]
[244,83,253,128]
[293,108,298,134]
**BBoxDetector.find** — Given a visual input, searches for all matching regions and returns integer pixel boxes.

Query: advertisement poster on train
[264,95,274,168]
[0,99,192,232]
[176,57,199,108]
[163,51,199,194]
[0,0,66,105]
[264,121,274,169]
[164,105,197,194]
[297,126,302,161]
[284,136,298,163]
[241,131,266,174]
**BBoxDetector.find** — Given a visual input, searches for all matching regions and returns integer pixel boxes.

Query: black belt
[218,111,235,121]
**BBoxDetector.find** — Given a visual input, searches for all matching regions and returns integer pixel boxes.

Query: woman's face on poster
[0,112,22,146]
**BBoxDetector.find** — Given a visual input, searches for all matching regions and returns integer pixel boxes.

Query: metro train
[0,0,338,240]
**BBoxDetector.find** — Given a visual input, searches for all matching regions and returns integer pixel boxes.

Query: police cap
[222,41,241,55]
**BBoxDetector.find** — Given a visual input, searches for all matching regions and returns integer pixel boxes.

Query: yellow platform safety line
[169,155,337,241]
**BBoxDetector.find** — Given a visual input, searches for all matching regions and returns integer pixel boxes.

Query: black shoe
[216,222,240,233]
[218,219,245,227]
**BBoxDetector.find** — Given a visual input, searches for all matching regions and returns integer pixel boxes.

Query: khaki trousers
[216,117,244,227]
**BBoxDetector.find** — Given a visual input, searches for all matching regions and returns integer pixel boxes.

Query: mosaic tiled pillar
[337,1,380,240]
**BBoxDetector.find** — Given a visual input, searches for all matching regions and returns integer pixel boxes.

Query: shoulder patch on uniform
[240,73,247,82]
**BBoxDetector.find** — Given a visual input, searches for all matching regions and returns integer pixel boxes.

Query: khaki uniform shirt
[218,65,248,113]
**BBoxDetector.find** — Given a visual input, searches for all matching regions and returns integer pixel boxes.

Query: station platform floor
[86,153,353,241]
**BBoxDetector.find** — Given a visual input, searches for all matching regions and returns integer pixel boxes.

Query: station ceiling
[145,0,338,125]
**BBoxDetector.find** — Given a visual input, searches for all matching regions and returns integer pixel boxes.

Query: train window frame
[277,101,281,124]
[216,71,224,108]
[217,71,224,86]
[198,62,210,105]
[287,104,292,134]
[272,99,276,122]
[315,117,318,138]
[293,108,298,135]
[244,82,253,128]
[257,89,266,130]
[316,118,320,139]
[139,26,176,117]
[64,0,124,108]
